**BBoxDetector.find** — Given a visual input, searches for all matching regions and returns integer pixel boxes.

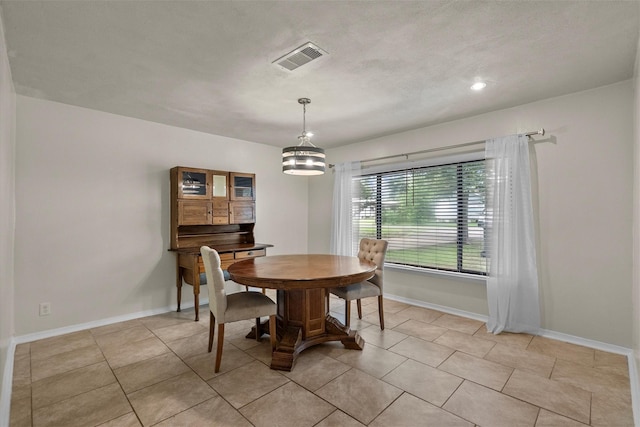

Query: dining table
[227,254,376,371]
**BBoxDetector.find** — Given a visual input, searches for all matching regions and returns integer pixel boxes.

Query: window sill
[385,263,487,285]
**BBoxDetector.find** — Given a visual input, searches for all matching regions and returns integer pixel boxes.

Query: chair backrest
[200,246,228,322]
[357,238,388,290]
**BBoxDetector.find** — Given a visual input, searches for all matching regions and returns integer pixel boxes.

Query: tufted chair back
[200,246,228,322]
[357,238,388,290]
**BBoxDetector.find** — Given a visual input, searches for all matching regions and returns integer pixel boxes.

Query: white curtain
[485,134,540,334]
[330,161,361,256]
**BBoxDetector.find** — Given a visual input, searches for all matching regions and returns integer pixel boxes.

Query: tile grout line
[499,368,593,426]
[90,327,142,427]
[10,302,634,426]
[168,318,296,425]
[130,321,216,426]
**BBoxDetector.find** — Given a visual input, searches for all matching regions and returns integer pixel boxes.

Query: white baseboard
[384,292,640,425]
[630,353,640,426]
[385,292,632,354]
[2,294,639,426]
[13,299,208,345]
[0,340,16,427]
[384,293,490,323]
[0,298,209,426]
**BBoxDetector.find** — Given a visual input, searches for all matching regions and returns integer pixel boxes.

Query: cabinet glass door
[230,173,255,200]
[179,169,209,199]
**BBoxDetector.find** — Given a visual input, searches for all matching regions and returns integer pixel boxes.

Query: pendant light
[282,98,326,175]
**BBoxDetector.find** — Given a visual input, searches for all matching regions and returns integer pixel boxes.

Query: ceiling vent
[272,42,328,71]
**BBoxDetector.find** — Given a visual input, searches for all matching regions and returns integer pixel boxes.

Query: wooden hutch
[170,166,272,320]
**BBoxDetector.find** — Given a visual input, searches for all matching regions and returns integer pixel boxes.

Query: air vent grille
[273,42,327,71]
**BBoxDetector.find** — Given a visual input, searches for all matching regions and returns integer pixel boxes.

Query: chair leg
[215,323,225,373]
[208,312,215,352]
[255,317,261,342]
[345,300,351,327]
[269,314,277,350]
[357,299,362,319]
[378,295,385,330]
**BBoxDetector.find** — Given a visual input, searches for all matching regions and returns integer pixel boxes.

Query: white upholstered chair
[200,246,276,372]
[329,238,389,330]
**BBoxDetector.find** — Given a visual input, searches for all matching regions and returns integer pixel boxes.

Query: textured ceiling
[1,1,638,148]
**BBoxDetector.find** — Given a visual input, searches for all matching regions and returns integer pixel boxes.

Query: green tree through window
[353,159,487,275]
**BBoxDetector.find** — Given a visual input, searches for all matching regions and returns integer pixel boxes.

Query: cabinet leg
[176,264,182,312]
[193,262,200,321]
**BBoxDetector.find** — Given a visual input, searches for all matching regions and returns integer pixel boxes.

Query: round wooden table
[228,254,376,371]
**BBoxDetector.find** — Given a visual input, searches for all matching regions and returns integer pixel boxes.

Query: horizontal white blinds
[354,159,487,275]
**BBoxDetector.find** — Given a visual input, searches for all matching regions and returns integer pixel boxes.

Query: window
[354,158,487,276]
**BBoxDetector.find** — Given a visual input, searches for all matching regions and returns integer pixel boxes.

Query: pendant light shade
[282,146,326,175]
[282,98,326,175]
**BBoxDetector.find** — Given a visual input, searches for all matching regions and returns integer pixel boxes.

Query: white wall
[14,96,309,335]
[0,4,16,406]
[310,81,634,347]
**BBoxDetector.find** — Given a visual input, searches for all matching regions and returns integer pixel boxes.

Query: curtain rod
[328,128,545,168]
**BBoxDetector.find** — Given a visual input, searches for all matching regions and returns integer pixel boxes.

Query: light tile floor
[10,293,634,426]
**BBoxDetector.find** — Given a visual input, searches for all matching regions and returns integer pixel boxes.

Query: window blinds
[354,159,487,275]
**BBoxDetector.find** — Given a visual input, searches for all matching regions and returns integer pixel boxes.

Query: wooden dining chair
[200,246,277,372]
[328,238,389,330]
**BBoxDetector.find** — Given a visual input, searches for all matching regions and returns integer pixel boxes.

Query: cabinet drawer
[196,250,264,273]
[219,252,234,261]
[235,249,266,260]
[198,252,233,273]
[220,253,234,269]
[212,200,229,225]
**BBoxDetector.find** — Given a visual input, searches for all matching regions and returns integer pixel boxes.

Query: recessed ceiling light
[471,82,487,91]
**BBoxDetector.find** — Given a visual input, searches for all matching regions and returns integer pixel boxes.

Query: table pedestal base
[245,289,365,371]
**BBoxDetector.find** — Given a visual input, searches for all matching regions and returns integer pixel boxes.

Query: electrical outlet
[39,302,51,316]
